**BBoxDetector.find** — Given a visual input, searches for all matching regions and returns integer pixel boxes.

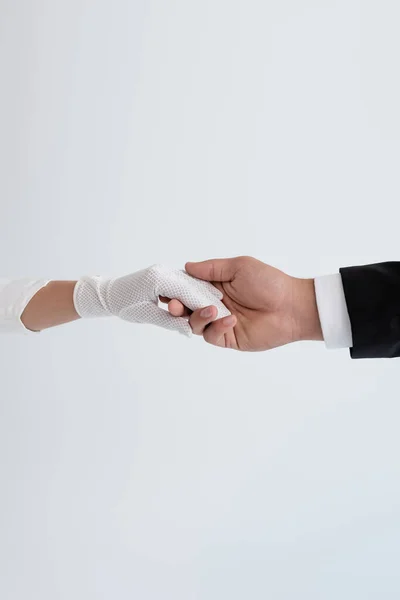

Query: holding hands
[17,257,322,353]
[166,257,323,351]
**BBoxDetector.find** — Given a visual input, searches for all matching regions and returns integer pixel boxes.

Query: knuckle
[146,264,161,283]
[236,255,252,266]
[209,262,216,281]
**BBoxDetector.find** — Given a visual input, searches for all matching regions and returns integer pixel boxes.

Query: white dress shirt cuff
[314,273,353,349]
[0,279,50,334]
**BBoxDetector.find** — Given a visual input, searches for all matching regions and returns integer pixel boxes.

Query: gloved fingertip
[212,288,224,300]
[179,327,192,338]
[175,320,192,337]
[216,303,231,319]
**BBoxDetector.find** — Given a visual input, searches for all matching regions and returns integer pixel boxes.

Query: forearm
[21,281,80,331]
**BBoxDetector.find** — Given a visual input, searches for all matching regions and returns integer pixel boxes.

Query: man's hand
[166,257,323,351]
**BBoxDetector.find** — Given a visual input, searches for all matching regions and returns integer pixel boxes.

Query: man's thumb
[185,258,237,282]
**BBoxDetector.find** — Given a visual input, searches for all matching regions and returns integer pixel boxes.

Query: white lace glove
[73,264,231,336]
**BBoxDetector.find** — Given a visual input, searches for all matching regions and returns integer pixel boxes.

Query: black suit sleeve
[339,262,400,359]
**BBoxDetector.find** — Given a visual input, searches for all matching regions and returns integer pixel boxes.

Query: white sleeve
[314,273,353,349]
[0,279,50,334]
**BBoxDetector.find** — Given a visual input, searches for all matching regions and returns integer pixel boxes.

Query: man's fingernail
[201,307,213,318]
[223,315,235,326]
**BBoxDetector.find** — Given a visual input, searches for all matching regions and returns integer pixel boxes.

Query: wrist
[73,277,112,318]
[291,277,323,343]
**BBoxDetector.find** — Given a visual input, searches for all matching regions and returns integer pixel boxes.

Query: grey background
[1,1,400,598]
